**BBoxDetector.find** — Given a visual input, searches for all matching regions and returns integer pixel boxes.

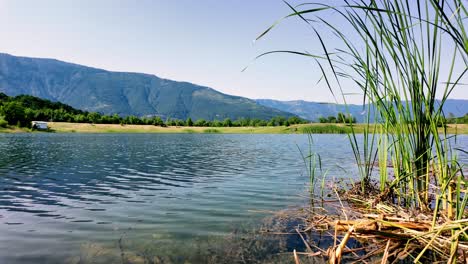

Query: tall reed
[298,133,324,196]
[255,0,467,258]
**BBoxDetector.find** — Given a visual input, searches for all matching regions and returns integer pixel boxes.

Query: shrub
[0,116,8,128]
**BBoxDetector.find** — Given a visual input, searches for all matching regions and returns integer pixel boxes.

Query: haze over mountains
[0,53,293,120]
[0,53,466,122]
[256,99,468,122]
[256,99,367,122]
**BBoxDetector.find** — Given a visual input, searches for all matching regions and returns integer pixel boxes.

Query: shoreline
[1,122,467,134]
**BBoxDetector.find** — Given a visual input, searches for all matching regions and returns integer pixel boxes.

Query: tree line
[318,112,357,123]
[0,93,308,128]
[446,113,468,124]
[2,93,465,129]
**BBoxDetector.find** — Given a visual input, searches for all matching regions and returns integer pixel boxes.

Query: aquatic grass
[299,124,351,134]
[182,129,196,133]
[297,133,321,195]
[346,106,379,193]
[203,128,221,133]
[298,0,465,211]
[378,123,389,192]
[296,132,331,201]
[255,0,468,261]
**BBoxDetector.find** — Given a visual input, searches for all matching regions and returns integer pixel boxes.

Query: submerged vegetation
[255,0,468,262]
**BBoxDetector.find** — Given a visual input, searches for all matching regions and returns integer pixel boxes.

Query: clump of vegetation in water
[254,0,468,262]
[67,208,339,264]
[300,125,351,134]
[298,134,329,198]
[183,128,196,133]
[203,128,221,133]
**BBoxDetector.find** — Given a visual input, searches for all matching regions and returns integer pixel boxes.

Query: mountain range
[0,53,293,120]
[256,99,367,122]
[256,99,468,122]
[0,53,467,122]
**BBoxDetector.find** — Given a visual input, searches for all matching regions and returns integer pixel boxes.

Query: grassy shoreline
[0,122,467,134]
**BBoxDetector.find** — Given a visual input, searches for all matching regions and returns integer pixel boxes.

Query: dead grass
[285,184,468,264]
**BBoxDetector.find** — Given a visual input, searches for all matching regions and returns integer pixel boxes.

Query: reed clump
[300,125,352,134]
[256,0,468,262]
[203,128,221,133]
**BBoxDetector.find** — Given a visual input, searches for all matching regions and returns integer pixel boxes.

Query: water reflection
[0,133,466,263]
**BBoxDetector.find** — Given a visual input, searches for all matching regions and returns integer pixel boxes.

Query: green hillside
[0,53,294,120]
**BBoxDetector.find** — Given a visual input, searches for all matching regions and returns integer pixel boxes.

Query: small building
[31,121,48,130]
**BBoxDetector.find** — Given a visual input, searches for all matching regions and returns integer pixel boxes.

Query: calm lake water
[0,133,466,263]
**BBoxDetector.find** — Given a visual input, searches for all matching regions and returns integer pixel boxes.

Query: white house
[31,121,48,130]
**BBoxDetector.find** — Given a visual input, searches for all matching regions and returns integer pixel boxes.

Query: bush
[0,116,8,128]
[2,101,27,126]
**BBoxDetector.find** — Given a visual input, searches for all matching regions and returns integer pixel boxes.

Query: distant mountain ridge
[256,99,468,122]
[2,53,465,122]
[0,53,294,120]
[256,99,373,122]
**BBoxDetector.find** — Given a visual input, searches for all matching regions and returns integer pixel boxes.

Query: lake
[0,133,466,263]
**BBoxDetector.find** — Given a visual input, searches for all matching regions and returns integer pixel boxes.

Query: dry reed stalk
[350,242,388,264]
[334,220,378,231]
[380,240,390,264]
[293,249,300,264]
[295,197,468,263]
[328,225,354,264]
[295,228,314,253]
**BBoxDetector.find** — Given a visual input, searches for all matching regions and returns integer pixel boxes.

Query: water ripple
[0,133,466,263]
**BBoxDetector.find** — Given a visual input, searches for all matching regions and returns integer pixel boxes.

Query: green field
[1,122,467,134]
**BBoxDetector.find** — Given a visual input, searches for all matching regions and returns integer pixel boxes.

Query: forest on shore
[0,93,466,130]
[0,93,309,128]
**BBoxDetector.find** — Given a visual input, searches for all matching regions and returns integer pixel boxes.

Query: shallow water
[0,133,466,263]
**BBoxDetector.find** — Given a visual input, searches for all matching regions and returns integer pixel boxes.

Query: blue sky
[0,0,466,104]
